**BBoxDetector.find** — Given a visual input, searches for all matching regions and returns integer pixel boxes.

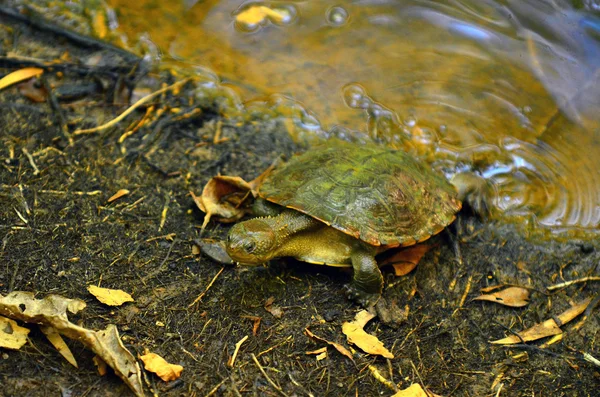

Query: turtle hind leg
[344,248,383,307]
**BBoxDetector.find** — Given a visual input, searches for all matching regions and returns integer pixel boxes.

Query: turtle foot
[343,284,381,308]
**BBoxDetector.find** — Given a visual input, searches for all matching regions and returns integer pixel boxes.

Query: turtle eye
[244,241,257,254]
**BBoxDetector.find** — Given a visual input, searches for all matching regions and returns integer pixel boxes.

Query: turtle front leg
[344,249,383,307]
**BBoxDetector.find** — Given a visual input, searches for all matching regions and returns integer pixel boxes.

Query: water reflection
[81,0,600,237]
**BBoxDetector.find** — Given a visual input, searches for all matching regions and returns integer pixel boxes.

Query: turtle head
[226,219,277,265]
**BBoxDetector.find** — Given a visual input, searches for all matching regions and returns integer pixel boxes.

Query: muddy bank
[0,8,598,397]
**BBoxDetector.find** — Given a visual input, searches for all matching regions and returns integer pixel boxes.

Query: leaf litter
[0,291,144,396]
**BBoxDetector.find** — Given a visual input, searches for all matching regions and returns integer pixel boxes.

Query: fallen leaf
[0,68,44,91]
[264,296,284,318]
[140,352,183,382]
[93,355,108,376]
[305,327,354,362]
[88,285,134,306]
[0,316,30,349]
[40,325,77,367]
[341,310,394,359]
[17,78,47,102]
[108,189,130,203]
[380,245,431,276]
[235,6,288,25]
[191,175,254,231]
[305,346,327,355]
[391,383,443,397]
[0,292,144,396]
[491,297,593,344]
[194,238,233,265]
[473,286,530,307]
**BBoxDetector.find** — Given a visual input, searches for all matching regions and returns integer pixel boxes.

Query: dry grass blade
[0,67,43,91]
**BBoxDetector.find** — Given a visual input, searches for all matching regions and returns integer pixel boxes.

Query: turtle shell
[258,141,461,247]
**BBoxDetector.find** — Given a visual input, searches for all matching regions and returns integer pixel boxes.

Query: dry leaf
[93,355,108,376]
[305,346,327,355]
[392,383,443,397]
[40,325,77,367]
[0,316,30,349]
[491,297,593,344]
[17,77,47,102]
[380,244,431,276]
[0,68,44,91]
[305,327,354,362]
[191,175,254,231]
[341,310,394,359]
[140,352,183,382]
[235,6,287,25]
[264,296,284,318]
[108,189,130,203]
[473,287,530,307]
[0,291,144,397]
[88,285,134,306]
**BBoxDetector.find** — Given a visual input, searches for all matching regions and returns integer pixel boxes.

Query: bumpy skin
[226,141,463,307]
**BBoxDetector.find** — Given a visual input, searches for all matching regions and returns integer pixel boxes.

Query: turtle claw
[343,284,381,308]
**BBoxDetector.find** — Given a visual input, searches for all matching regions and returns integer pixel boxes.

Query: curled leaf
[473,286,530,307]
[191,176,254,231]
[305,327,354,362]
[491,297,593,344]
[342,310,394,359]
[0,68,44,91]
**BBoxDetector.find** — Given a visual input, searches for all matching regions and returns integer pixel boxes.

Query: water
[29,0,600,239]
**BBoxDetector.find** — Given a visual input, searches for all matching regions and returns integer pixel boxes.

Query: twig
[547,277,600,291]
[188,267,225,307]
[21,148,39,175]
[203,377,227,397]
[251,353,289,397]
[73,78,190,135]
[228,335,248,368]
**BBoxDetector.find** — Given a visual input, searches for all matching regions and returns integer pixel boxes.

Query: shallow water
[38,0,600,238]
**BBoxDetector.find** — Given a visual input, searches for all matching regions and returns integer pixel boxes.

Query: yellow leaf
[305,327,354,362]
[0,316,30,349]
[341,310,394,359]
[392,383,443,397]
[473,286,530,307]
[108,189,130,203]
[0,68,44,91]
[88,285,134,306]
[40,325,78,367]
[235,6,287,25]
[140,352,183,382]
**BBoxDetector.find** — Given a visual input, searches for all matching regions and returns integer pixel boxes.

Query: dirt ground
[1,7,599,397]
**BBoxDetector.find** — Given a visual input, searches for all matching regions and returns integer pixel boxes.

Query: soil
[0,7,599,397]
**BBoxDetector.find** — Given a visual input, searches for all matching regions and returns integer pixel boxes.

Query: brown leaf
[0,292,144,396]
[191,175,254,231]
[17,78,47,102]
[140,352,183,382]
[0,68,44,91]
[0,316,29,350]
[264,296,284,318]
[380,245,431,276]
[304,327,354,362]
[473,287,530,307]
[491,297,593,345]
[341,310,394,359]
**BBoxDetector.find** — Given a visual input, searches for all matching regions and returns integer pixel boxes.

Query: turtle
[225,140,486,306]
